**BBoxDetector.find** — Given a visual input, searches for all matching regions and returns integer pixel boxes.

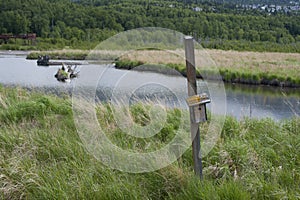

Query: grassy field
[26,49,124,61]
[0,86,299,199]
[116,49,300,87]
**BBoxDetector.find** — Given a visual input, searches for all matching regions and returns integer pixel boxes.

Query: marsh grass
[115,49,300,87]
[26,50,89,60]
[26,50,124,61]
[0,86,299,199]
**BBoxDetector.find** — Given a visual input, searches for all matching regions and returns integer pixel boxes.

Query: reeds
[115,49,300,87]
[0,86,299,199]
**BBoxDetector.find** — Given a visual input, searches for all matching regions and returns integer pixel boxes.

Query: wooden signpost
[184,36,210,179]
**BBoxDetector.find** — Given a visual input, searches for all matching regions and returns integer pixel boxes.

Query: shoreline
[115,60,300,88]
[24,49,300,88]
[0,50,31,56]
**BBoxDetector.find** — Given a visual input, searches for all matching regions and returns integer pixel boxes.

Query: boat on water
[54,64,79,82]
[37,55,85,66]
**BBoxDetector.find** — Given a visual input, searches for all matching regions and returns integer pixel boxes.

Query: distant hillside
[186,0,299,5]
[1,0,300,52]
[224,0,299,5]
[73,0,300,6]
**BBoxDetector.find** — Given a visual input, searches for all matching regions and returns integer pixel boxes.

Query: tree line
[1,0,300,51]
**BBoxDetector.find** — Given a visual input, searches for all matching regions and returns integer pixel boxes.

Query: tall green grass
[0,86,299,199]
[26,51,88,60]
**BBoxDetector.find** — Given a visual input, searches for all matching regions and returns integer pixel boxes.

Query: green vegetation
[26,50,88,60]
[115,60,203,78]
[217,68,300,87]
[115,59,300,87]
[26,50,123,61]
[0,86,299,199]
[0,38,98,51]
[1,0,300,52]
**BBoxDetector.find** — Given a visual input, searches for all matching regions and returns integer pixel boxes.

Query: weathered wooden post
[184,36,211,179]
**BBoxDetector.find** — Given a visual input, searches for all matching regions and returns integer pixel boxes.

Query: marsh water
[0,53,299,121]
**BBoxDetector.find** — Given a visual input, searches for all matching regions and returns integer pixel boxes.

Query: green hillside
[1,0,300,51]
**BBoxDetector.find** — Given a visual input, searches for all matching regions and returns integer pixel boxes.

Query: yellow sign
[186,93,210,107]
[186,95,201,105]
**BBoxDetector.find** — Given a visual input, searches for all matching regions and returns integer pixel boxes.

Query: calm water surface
[0,54,299,121]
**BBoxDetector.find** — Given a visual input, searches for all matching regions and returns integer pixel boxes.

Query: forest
[1,0,300,51]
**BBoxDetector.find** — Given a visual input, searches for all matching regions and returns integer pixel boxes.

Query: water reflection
[224,84,299,120]
[0,54,299,121]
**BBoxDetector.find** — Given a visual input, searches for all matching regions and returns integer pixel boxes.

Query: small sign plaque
[186,93,211,123]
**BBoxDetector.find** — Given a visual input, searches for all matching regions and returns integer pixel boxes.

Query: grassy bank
[0,38,98,51]
[115,49,300,88]
[115,59,204,78]
[0,86,299,199]
[26,50,89,60]
[26,50,123,61]
[115,59,300,87]
[2,38,300,54]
